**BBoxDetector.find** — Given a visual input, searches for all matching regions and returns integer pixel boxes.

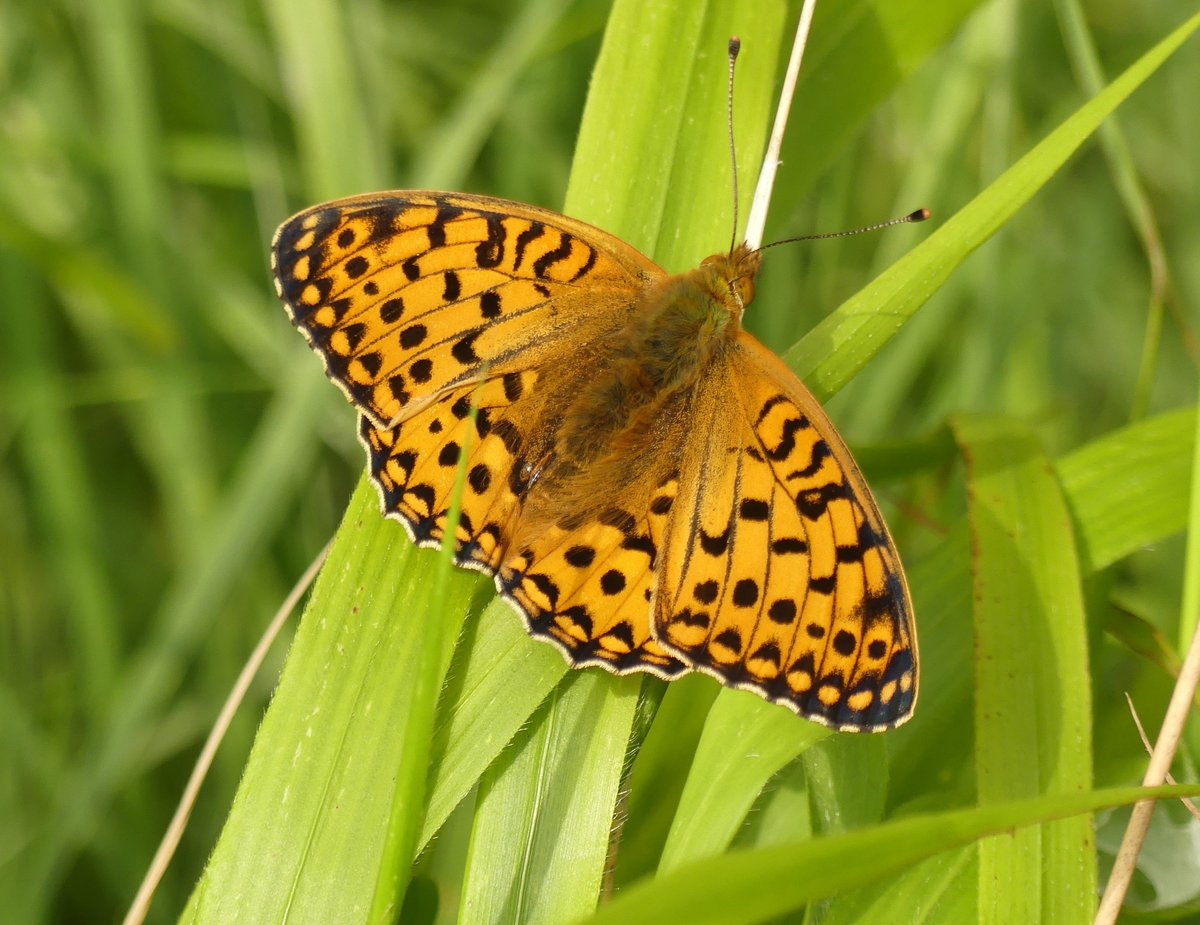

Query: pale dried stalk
[1094,623,1200,923]
[743,0,819,250]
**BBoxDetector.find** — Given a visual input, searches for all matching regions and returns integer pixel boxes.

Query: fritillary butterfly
[272,191,918,731]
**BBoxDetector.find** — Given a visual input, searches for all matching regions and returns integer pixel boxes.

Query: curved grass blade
[576,784,1200,925]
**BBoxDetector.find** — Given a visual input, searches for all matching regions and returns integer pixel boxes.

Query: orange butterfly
[273,191,917,731]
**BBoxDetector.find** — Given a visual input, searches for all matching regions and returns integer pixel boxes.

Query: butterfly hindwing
[358,371,536,572]
[654,332,917,730]
[359,367,689,678]
[498,507,687,678]
[490,381,695,679]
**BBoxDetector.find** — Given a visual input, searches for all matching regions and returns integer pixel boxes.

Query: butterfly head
[699,242,762,324]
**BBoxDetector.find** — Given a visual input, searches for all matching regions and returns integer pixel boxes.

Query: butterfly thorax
[553,243,762,473]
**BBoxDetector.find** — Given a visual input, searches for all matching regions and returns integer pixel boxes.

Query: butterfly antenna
[759,209,932,251]
[726,36,741,257]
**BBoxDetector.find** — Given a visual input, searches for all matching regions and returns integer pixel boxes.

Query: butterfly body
[553,244,757,484]
[273,191,917,731]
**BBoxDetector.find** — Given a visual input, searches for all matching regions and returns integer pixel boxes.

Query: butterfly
[272,191,917,731]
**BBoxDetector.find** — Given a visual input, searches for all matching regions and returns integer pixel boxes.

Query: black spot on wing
[699,525,730,555]
[475,213,505,268]
[452,332,481,366]
[797,483,848,519]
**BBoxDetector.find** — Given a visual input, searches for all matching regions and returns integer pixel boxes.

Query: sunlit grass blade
[611,677,717,885]
[182,479,475,922]
[459,674,642,924]
[418,598,567,850]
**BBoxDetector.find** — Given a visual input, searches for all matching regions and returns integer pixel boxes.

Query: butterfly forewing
[272,192,661,429]
[654,333,917,731]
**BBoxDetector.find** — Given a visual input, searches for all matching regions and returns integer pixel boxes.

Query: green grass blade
[418,598,567,851]
[575,785,1200,925]
[611,677,717,886]
[183,479,475,923]
[815,848,977,924]
[657,694,828,873]
[1179,386,1200,654]
[953,414,1094,923]
[1057,407,1195,572]
[458,674,642,924]
[802,734,890,834]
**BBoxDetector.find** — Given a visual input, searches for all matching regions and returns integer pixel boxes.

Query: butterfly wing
[356,332,692,678]
[494,394,694,678]
[653,331,918,730]
[275,191,686,675]
[361,371,689,677]
[272,191,663,428]
[272,189,662,562]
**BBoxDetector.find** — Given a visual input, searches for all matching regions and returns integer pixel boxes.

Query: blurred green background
[2,0,1198,922]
